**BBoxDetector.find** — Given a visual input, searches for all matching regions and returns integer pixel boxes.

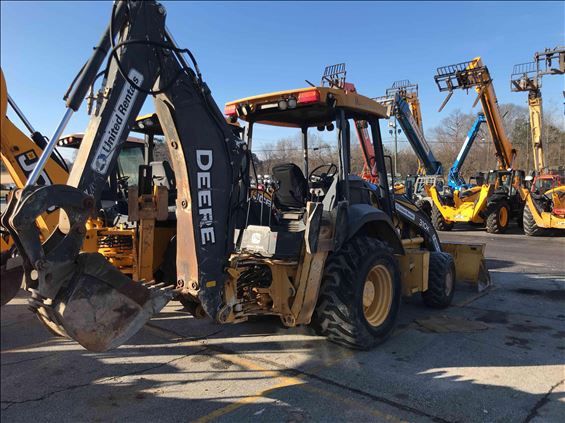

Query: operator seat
[272,163,308,211]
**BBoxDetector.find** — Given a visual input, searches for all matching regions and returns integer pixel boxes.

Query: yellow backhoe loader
[2,1,488,353]
[511,46,565,235]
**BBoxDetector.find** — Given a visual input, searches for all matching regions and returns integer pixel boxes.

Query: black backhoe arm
[2,0,247,351]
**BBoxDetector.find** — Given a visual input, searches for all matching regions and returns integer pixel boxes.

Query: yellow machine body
[441,242,490,291]
[427,184,490,224]
[521,184,565,230]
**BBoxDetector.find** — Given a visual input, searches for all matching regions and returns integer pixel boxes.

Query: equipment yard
[1,2,564,422]
[2,229,563,423]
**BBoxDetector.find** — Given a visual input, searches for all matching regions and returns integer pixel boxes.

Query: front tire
[432,204,454,231]
[486,201,510,234]
[422,252,455,308]
[523,204,545,236]
[312,236,401,349]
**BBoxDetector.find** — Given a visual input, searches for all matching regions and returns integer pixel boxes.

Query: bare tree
[426,104,564,177]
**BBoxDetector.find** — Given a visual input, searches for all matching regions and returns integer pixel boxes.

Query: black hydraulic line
[65,1,127,111]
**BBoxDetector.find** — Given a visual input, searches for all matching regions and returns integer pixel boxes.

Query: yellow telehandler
[427,57,525,234]
[511,46,565,235]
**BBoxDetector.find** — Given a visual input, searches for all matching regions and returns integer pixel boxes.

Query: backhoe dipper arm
[448,113,486,189]
[2,0,247,351]
[435,57,516,170]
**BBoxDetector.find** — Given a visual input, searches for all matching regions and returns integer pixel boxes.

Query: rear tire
[486,201,510,234]
[523,204,545,236]
[312,236,401,349]
[432,204,453,231]
[422,252,456,309]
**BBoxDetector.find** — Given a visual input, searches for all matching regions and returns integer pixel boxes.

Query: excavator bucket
[25,252,174,351]
[2,185,174,352]
[46,253,173,352]
[441,242,491,291]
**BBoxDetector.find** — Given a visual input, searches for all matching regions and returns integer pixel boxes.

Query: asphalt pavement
[1,225,564,422]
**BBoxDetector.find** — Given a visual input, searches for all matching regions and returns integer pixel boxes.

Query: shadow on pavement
[1,268,564,422]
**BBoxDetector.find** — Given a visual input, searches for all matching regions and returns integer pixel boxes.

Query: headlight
[278,100,288,110]
[287,97,297,109]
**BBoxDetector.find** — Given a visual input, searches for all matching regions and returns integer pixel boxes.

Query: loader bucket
[441,242,490,291]
[1,252,23,306]
[47,253,173,352]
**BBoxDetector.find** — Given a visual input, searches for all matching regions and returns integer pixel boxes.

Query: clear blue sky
[1,1,563,151]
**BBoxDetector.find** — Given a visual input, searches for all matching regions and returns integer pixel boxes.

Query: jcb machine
[427,57,525,233]
[2,1,487,352]
[511,46,565,235]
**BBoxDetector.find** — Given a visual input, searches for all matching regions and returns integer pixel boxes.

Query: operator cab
[57,114,181,224]
[532,173,563,194]
[57,131,148,223]
[487,169,524,196]
[226,83,391,259]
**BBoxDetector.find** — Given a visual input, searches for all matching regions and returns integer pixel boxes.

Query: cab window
[117,146,145,187]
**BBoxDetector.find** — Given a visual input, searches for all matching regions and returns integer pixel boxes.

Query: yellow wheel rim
[499,206,508,227]
[362,264,393,327]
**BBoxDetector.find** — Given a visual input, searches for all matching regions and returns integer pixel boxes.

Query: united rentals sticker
[91,69,143,174]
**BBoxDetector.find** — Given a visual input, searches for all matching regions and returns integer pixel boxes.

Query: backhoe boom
[2,0,247,351]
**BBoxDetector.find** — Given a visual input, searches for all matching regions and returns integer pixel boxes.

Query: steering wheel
[309,163,338,183]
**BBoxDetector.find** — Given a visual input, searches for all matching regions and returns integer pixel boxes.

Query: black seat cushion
[272,163,308,210]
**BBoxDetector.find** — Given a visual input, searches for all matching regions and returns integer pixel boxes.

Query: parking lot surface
[1,227,564,422]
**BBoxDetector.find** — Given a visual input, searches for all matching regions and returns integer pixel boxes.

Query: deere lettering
[91,69,144,174]
[196,150,216,245]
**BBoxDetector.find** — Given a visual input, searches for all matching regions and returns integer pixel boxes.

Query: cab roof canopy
[225,86,388,128]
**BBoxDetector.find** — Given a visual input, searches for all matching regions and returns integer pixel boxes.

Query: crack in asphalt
[524,379,564,423]
[0,347,207,411]
[142,326,453,423]
[0,354,52,367]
